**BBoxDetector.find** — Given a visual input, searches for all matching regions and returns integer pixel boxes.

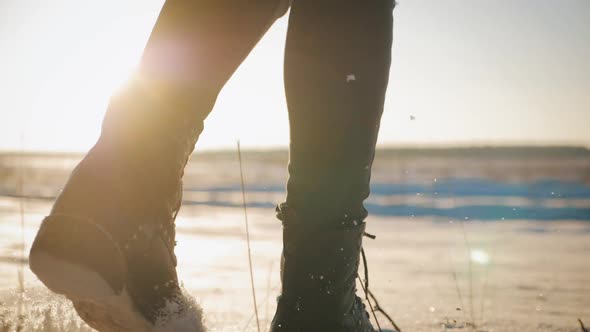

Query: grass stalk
[16,132,26,332]
[237,141,261,332]
[459,219,475,330]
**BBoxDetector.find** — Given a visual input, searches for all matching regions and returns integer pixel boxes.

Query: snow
[1,203,589,331]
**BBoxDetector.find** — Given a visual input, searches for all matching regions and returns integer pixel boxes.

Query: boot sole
[29,215,155,332]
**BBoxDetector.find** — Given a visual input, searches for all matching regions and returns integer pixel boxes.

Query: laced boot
[29,80,207,331]
[269,203,377,332]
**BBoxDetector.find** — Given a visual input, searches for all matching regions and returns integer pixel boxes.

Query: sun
[19,3,163,152]
[3,0,292,152]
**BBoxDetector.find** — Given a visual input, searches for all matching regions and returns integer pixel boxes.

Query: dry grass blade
[237,141,261,332]
[459,219,475,329]
[449,254,467,324]
[16,132,26,332]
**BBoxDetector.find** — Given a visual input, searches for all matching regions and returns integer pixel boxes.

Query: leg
[272,0,395,331]
[30,1,289,329]
[284,0,394,225]
[100,0,292,196]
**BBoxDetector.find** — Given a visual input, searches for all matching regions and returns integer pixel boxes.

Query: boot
[29,80,204,331]
[270,203,376,332]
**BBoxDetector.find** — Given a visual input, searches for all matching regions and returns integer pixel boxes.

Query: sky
[0,0,589,152]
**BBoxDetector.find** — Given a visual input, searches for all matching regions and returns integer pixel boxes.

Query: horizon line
[1,142,590,156]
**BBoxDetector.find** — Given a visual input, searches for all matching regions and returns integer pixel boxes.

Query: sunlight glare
[470,249,490,265]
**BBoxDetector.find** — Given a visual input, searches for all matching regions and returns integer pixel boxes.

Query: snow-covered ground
[1,199,589,331]
[1,148,589,331]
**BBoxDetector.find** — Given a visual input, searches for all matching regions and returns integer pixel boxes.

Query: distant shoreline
[1,145,590,159]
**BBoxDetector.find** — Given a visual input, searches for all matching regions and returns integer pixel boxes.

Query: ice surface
[1,149,589,331]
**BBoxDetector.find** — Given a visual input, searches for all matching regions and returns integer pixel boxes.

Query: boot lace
[358,232,402,332]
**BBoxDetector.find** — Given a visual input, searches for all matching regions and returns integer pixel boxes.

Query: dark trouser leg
[40,1,290,325]
[270,2,395,330]
[284,0,394,227]
[98,0,290,197]
[54,0,290,221]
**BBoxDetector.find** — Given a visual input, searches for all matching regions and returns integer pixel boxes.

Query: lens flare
[470,249,490,265]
